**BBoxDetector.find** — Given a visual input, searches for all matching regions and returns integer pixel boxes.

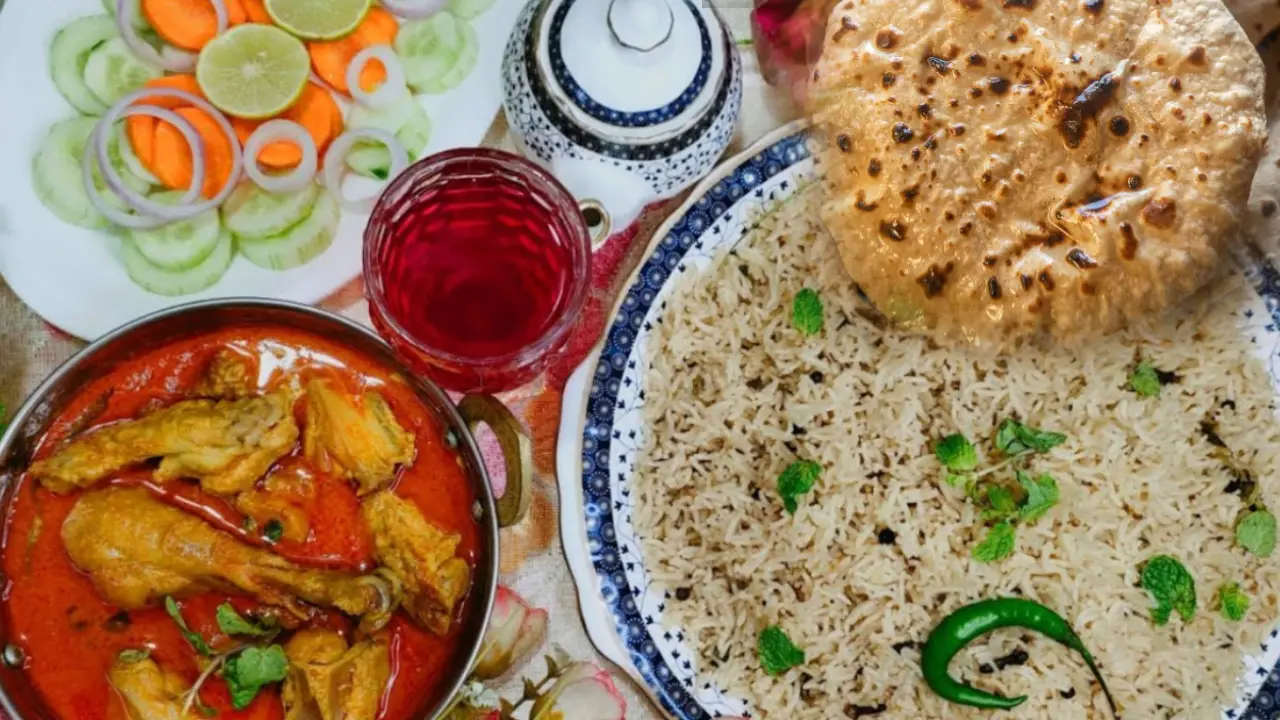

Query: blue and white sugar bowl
[501,0,743,232]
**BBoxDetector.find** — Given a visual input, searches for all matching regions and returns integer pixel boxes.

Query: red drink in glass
[364,149,606,393]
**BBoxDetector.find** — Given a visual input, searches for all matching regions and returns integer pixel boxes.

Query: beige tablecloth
[0,5,795,718]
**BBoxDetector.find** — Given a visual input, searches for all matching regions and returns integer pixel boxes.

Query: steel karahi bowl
[0,298,532,720]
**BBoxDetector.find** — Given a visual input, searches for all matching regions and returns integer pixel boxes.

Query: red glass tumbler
[364,148,609,393]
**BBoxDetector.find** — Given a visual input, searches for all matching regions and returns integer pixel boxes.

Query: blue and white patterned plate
[555,121,1280,719]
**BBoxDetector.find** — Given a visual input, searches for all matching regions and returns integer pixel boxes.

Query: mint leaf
[215,604,274,637]
[1128,361,1163,398]
[995,419,1066,456]
[117,649,151,664]
[1218,582,1250,622]
[980,485,1018,522]
[262,519,284,544]
[164,596,213,656]
[935,433,978,472]
[1140,555,1197,625]
[971,522,1016,564]
[791,289,824,336]
[756,626,805,676]
[222,645,289,710]
[1016,471,1060,524]
[1237,510,1277,558]
[777,461,821,515]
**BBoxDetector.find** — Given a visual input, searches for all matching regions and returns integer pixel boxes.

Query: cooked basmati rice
[634,187,1280,719]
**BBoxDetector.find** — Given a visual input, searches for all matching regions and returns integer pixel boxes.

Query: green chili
[921,598,1118,716]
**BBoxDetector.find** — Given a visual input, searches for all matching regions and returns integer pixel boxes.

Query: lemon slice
[265,0,373,40]
[197,25,311,119]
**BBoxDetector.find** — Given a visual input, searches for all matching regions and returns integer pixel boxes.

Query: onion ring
[322,128,409,214]
[97,87,244,220]
[85,106,205,229]
[117,0,228,72]
[346,45,410,110]
[112,122,160,186]
[243,120,319,194]
[377,0,449,19]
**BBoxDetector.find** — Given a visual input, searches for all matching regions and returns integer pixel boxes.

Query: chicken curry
[0,326,481,720]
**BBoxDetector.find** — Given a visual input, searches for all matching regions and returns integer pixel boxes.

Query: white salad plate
[556,121,1280,719]
[0,0,522,340]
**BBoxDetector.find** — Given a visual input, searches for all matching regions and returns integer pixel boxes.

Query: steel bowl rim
[0,296,501,720]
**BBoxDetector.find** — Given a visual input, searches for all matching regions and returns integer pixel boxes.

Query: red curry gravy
[0,326,481,720]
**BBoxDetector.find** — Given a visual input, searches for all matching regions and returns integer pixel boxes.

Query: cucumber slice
[221,182,321,239]
[395,12,479,95]
[237,190,339,270]
[83,37,162,106]
[346,94,417,135]
[34,118,108,229]
[344,144,392,179]
[110,122,159,186]
[50,15,118,115]
[127,191,222,270]
[34,117,153,229]
[396,102,433,158]
[346,102,431,179]
[102,0,152,30]
[121,227,235,296]
[344,95,431,178]
[448,0,494,20]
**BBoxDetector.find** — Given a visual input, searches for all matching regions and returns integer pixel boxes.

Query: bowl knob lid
[607,0,674,52]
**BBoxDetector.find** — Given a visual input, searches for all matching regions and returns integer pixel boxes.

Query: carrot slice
[232,83,341,168]
[153,107,234,198]
[240,0,271,24]
[126,75,205,171]
[307,7,398,94]
[142,0,226,51]
[226,0,247,25]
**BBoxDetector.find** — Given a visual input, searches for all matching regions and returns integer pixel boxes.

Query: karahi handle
[458,394,532,528]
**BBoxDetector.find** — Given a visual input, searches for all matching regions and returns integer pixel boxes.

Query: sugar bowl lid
[532,0,730,143]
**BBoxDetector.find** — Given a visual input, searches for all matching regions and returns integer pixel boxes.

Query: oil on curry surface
[0,326,481,720]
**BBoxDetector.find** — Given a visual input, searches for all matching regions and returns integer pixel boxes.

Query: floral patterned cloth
[0,6,795,716]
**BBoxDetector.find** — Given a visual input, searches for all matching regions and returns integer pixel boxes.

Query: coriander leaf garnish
[0,402,8,435]
[1236,509,1277,558]
[1128,361,1162,398]
[791,289,824,336]
[216,603,275,637]
[1218,582,1250,622]
[1140,555,1197,626]
[945,472,973,489]
[935,434,978,472]
[980,485,1018,523]
[222,645,289,710]
[262,519,284,544]
[994,419,1067,456]
[757,626,805,676]
[164,596,214,656]
[117,648,152,664]
[777,461,821,515]
[1016,472,1060,524]
[971,522,1016,564]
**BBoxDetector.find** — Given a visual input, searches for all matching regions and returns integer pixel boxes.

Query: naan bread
[810,0,1266,348]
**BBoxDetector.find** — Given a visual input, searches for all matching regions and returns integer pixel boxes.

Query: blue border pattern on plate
[577,127,1280,720]
[580,131,808,719]
[547,0,712,128]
